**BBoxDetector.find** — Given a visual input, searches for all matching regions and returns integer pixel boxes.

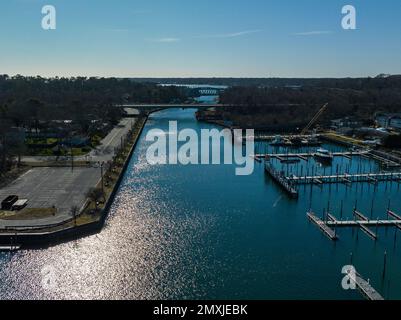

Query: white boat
[271,135,284,146]
[271,135,293,147]
[314,148,333,163]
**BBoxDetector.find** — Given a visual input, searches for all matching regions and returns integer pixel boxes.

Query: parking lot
[0,167,100,227]
[0,116,137,228]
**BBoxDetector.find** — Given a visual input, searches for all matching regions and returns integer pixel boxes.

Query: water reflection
[0,109,400,300]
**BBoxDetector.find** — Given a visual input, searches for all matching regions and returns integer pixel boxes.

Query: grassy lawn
[0,208,57,220]
[25,134,105,157]
[26,138,58,145]
[324,132,364,146]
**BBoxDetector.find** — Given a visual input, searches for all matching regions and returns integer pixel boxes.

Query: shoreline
[0,116,148,250]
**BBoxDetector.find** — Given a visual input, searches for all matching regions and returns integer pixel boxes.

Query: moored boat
[314,148,333,163]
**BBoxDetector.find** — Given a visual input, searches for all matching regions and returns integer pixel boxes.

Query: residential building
[375,113,401,131]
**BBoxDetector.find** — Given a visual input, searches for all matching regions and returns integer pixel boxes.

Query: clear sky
[1,0,400,78]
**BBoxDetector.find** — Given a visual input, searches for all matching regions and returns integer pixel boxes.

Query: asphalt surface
[0,167,101,228]
[87,118,136,162]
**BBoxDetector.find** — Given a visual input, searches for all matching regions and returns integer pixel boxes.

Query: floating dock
[327,213,338,222]
[327,219,401,227]
[256,151,368,161]
[0,245,21,251]
[353,273,384,301]
[308,207,401,242]
[359,224,378,240]
[387,210,401,230]
[351,210,377,239]
[307,211,338,241]
[307,209,385,300]
[265,163,299,198]
[354,210,368,221]
[255,149,401,168]
[388,210,401,220]
[287,172,401,185]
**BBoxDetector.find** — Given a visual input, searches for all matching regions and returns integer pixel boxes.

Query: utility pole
[71,146,74,172]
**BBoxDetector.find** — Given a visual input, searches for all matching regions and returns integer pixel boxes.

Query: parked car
[1,195,19,211]
[12,199,28,211]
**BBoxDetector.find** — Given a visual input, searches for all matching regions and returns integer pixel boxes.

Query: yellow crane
[300,103,329,136]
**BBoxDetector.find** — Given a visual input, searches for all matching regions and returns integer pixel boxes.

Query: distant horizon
[2,73,400,80]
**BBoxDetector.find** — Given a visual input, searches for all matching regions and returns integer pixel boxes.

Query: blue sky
[0,0,400,77]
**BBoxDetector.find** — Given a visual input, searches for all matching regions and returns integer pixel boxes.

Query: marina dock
[308,209,385,300]
[354,273,384,301]
[388,210,401,220]
[256,151,369,161]
[327,213,338,222]
[265,163,299,198]
[260,147,401,193]
[351,210,377,239]
[254,148,401,169]
[327,220,401,227]
[308,207,401,242]
[307,211,338,241]
[287,172,401,185]
[359,224,378,240]
[354,210,368,221]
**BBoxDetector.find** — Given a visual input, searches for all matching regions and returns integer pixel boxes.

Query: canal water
[1,108,401,300]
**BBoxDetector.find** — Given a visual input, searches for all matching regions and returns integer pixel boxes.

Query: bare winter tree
[70,205,80,227]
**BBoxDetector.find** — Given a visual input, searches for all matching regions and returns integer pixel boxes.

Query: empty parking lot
[0,167,100,227]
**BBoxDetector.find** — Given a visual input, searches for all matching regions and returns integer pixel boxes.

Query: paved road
[87,118,136,162]
[0,167,101,228]
[124,108,140,116]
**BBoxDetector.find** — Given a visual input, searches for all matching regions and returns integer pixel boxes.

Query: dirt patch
[0,208,57,221]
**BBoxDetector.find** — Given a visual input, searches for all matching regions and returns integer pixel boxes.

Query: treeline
[0,75,187,126]
[0,75,186,173]
[131,74,401,88]
[219,76,401,130]
[0,75,186,109]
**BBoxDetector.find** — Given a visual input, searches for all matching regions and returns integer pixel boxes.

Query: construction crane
[300,103,329,136]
